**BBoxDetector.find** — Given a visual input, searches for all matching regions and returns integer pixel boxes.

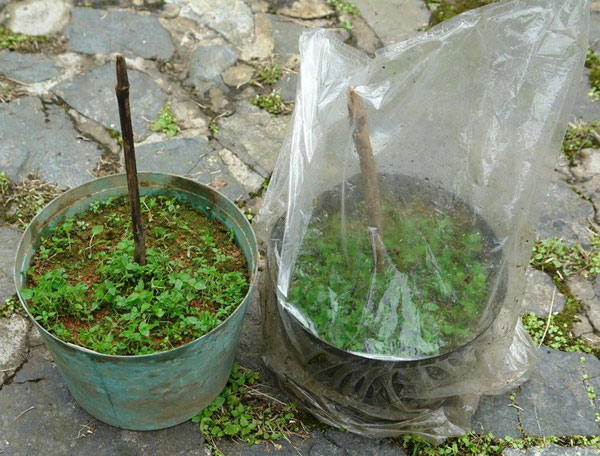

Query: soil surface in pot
[22,195,249,355]
[287,191,501,359]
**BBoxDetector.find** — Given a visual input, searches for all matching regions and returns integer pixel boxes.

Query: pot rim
[14,172,259,360]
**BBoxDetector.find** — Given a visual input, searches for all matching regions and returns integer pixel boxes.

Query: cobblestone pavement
[1,0,600,454]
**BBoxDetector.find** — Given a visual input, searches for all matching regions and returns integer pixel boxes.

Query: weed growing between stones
[193,364,309,456]
[562,121,600,164]
[424,0,497,27]
[581,356,598,403]
[0,172,62,228]
[22,195,249,355]
[255,64,283,86]
[328,0,360,17]
[105,127,124,146]
[521,312,592,353]
[0,78,23,103]
[530,236,600,278]
[587,49,600,100]
[150,103,180,137]
[396,432,600,455]
[0,26,51,52]
[209,119,220,135]
[0,296,18,318]
[251,91,288,116]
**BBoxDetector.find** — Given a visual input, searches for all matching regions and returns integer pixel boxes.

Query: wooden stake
[347,87,385,272]
[115,55,146,265]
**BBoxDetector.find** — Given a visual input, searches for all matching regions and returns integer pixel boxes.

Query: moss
[586,48,600,69]
[562,121,600,164]
[425,0,497,27]
[590,65,600,100]
[0,26,51,52]
[251,91,287,116]
[396,432,600,455]
[0,171,62,228]
[105,128,123,146]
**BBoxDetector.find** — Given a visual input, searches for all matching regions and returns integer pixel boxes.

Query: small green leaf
[224,424,240,436]
[91,225,104,236]
[138,322,151,337]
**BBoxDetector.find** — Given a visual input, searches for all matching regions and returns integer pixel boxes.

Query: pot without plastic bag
[257,0,589,442]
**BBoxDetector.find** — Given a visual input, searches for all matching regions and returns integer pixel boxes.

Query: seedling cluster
[22,195,249,355]
[288,199,493,357]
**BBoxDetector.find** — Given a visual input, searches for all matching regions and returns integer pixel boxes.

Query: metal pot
[14,172,259,431]
[261,173,506,430]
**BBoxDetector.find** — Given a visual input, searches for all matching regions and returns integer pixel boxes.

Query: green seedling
[288,199,495,357]
[193,364,308,455]
[328,0,360,16]
[22,195,249,355]
[0,26,50,52]
[562,121,600,164]
[256,64,283,85]
[151,104,180,137]
[251,92,287,115]
[0,172,62,228]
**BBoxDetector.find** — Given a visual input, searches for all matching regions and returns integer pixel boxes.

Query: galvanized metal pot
[261,173,506,432]
[14,173,259,431]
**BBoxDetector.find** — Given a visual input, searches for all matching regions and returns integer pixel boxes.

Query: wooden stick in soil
[115,55,146,265]
[347,87,385,272]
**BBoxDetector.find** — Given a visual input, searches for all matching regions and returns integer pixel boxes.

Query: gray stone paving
[518,348,599,437]
[0,51,60,83]
[0,97,103,188]
[0,226,22,304]
[136,137,249,201]
[4,0,71,36]
[66,8,175,59]
[1,0,600,454]
[521,267,566,316]
[215,102,289,177]
[54,63,167,139]
[536,179,595,248]
[184,44,239,96]
[503,446,599,456]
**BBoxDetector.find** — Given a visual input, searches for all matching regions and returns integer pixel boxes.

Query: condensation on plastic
[256,0,589,441]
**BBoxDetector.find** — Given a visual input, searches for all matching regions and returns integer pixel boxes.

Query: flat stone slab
[0,347,206,455]
[571,66,600,123]
[517,348,599,436]
[0,226,22,304]
[269,14,304,58]
[571,68,600,123]
[184,44,238,96]
[215,102,289,177]
[275,72,298,102]
[521,267,566,316]
[0,314,29,385]
[276,0,332,19]
[55,63,167,139]
[503,445,599,456]
[0,51,61,83]
[0,97,102,188]
[135,137,248,201]
[536,179,595,247]
[5,0,71,36]
[471,392,521,438]
[353,0,429,46]
[66,8,175,60]
[172,0,254,45]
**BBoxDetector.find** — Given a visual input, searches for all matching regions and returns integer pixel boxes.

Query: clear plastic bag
[257,0,589,441]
